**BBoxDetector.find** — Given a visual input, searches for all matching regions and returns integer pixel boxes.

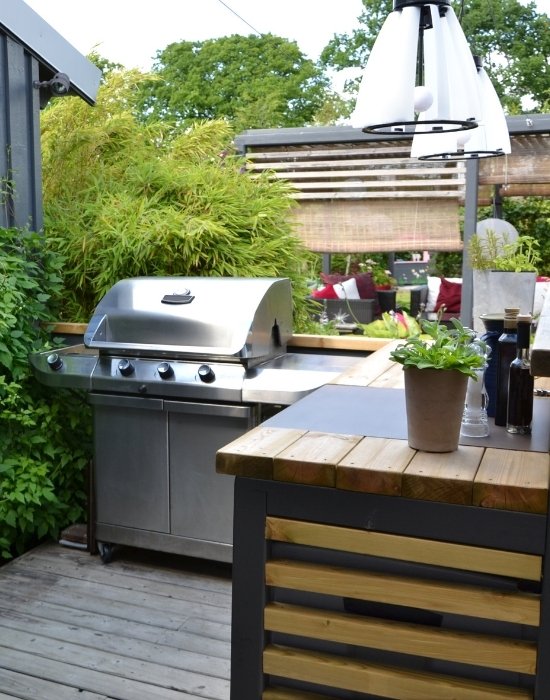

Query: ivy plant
[0,227,92,559]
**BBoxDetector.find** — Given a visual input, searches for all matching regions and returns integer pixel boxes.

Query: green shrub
[0,227,92,559]
[40,69,317,331]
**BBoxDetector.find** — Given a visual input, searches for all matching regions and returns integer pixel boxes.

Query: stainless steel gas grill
[31,277,359,563]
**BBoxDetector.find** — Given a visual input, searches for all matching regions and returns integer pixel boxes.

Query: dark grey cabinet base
[231,477,550,699]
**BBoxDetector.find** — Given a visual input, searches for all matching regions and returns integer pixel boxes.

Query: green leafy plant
[40,69,317,332]
[361,259,396,288]
[468,231,541,272]
[390,318,486,379]
[362,311,421,339]
[0,227,92,559]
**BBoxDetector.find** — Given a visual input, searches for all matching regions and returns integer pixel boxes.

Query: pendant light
[411,56,511,160]
[350,0,482,135]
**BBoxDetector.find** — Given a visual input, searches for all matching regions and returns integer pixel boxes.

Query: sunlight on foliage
[40,70,316,330]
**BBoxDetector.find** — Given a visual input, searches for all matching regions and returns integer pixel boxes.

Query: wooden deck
[0,542,231,699]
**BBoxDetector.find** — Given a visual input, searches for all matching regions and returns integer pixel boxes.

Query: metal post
[461,158,480,329]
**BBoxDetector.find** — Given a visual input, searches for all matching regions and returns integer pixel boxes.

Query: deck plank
[0,541,231,700]
[0,667,109,700]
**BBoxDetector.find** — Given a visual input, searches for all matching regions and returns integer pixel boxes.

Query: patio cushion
[320,272,376,300]
[334,277,360,300]
[426,276,462,312]
[311,284,339,299]
[434,278,462,313]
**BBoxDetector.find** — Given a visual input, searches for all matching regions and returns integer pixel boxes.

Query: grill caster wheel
[97,542,114,564]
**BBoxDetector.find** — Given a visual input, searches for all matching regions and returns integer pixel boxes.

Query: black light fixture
[33,72,71,96]
[33,72,71,108]
[351,0,498,136]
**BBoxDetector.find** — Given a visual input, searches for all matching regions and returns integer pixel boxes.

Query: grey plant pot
[472,270,536,334]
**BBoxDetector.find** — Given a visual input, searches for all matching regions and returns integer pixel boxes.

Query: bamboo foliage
[40,70,316,325]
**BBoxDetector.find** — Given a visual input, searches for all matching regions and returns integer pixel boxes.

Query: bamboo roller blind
[246,141,464,252]
[289,199,461,253]
[478,133,550,203]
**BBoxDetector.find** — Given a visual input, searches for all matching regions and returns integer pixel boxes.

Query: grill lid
[84,277,292,364]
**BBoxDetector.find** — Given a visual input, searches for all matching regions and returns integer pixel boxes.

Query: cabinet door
[92,394,169,532]
[167,402,253,545]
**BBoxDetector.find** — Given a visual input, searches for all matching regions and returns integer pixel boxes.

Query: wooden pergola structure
[235,115,550,326]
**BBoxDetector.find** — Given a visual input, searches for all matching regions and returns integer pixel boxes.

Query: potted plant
[362,259,398,312]
[390,319,486,452]
[468,231,540,333]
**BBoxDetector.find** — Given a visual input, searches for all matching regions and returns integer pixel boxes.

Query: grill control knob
[157,362,174,379]
[118,359,135,377]
[46,352,63,371]
[198,364,215,383]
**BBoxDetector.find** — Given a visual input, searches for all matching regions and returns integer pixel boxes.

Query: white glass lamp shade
[412,61,511,160]
[350,7,419,130]
[352,1,482,135]
[477,66,511,155]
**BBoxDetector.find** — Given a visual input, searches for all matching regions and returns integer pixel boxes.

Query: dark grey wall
[0,31,42,232]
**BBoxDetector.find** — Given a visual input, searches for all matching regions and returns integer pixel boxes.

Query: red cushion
[320,273,351,286]
[434,277,462,313]
[311,284,339,300]
[354,273,377,300]
[320,272,376,300]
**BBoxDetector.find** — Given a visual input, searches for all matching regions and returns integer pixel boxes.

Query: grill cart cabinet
[91,394,253,562]
[217,342,550,700]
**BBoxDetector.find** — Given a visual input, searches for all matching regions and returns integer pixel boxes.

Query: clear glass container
[461,339,489,438]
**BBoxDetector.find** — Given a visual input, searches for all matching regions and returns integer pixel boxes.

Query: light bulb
[413,85,433,113]
[456,129,472,147]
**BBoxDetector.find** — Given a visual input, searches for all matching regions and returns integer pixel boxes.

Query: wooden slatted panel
[265,517,542,580]
[265,560,540,625]
[265,603,537,674]
[245,142,463,253]
[263,646,533,700]
[479,135,550,186]
[287,199,462,253]
[290,190,462,199]
[246,143,465,200]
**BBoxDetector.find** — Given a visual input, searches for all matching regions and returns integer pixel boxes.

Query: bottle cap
[517,314,532,323]
[503,308,520,329]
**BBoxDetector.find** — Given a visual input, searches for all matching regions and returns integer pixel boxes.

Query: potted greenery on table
[390,319,486,452]
[468,230,540,332]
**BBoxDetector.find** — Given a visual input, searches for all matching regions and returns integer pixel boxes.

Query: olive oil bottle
[507,314,534,435]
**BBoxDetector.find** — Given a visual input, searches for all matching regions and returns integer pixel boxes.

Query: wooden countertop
[217,339,550,515]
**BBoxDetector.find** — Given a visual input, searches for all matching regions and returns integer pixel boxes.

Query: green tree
[138,34,331,130]
[321,0,549,113]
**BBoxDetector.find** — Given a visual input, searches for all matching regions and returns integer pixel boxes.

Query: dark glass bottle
[480,314,505,418]
[494,308,519,426]
[507,315,534,435]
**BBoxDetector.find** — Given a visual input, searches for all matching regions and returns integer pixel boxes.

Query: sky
[23,0,365,75]
[21,0,549,98]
